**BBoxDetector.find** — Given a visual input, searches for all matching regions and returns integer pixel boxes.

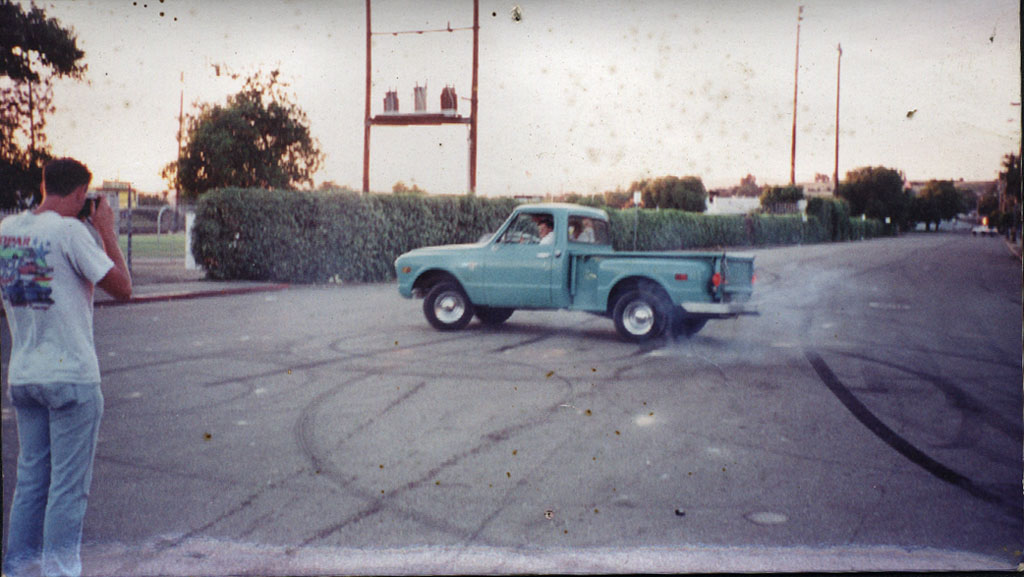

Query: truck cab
[478,204,612,309]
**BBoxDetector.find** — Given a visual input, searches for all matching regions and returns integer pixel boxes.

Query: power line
[371,23,473,36]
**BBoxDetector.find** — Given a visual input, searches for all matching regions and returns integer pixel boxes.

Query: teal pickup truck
[395,203,757,342]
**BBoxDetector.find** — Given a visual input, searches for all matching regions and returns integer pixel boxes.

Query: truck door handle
[554,250,563,258]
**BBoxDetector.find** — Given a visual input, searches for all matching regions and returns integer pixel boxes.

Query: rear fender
[606,276,672,315]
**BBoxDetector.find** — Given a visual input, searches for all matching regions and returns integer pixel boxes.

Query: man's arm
[90,196,132,301]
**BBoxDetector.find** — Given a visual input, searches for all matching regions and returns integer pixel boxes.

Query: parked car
[971,225,997,236]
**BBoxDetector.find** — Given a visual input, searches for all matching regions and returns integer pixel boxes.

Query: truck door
[484,212,556,307]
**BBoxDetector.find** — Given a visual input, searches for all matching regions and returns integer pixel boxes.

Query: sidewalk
[94,257,288,306]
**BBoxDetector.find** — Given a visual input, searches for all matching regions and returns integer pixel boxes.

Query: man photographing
[1,158,131,576]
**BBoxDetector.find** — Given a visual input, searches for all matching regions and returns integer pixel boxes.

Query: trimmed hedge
[192,189,891,283]
[192,188,515,282]
[607,210,835,251]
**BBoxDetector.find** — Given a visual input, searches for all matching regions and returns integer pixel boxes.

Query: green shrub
[608,209,831,250]
[192,190,892,282]
[192,188,515,282]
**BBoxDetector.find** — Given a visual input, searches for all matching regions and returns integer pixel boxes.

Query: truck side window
[569,216,609,245]
[500,213,552,245]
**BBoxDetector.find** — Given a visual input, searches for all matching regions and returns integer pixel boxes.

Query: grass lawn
[118,232,187,259]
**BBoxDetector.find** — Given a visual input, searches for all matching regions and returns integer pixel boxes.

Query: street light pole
[176,71,184,227]
[790,5,803,186]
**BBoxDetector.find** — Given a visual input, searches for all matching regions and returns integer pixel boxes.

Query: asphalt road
[3,232,1021,574]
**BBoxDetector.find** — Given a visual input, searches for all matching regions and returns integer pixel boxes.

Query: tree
[629,175,707,212]
[998,153,1021,209]
[163,68,323,199]
[838,166,912,229]
[737,174,761,197]
[1,0,86,208]
[759,185,804,213]
[392,181,426,195]
[977,185,1000,221]
[910,180,965,231]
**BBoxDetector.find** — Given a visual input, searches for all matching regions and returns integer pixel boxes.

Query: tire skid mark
[322,381,429,459]
[294,373,377,485]
[832,349,1022,440]
[94,454,239,486]
[460,433,576,548]
[292,353,579,546]
[295,400,570,548]
[490,333,554,353]
[804,349,1012,513]
[99,335,312,377]
[110,469,308,576]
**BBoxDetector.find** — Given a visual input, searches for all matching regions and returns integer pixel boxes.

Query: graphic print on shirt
[0,236,55,309]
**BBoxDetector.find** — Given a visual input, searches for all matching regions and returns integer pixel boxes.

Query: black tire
[423,281,474,331]
[671,311,707,339]
[612,287,670,342]
[476,306,514,326]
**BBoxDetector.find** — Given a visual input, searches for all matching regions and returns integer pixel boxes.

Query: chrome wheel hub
[435,292,466,324]
[623,301,655,335]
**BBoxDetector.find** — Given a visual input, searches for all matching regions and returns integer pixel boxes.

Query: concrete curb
[1003,237,1023,260]
[95,283,290,307]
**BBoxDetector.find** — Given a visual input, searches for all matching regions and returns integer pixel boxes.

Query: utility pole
[362,0,478,195]
[362,0,372,194]
[469,0,479,195]
[833,43,842,195]
[790,5,803,186]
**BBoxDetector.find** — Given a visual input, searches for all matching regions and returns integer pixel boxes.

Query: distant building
[706,195,760,215]
[801,173,835,198]
[94,180,135,209]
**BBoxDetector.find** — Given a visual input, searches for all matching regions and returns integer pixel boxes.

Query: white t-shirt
[1,211,114,385]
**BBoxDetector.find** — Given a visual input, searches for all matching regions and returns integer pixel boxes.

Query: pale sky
[23,0,1023,197]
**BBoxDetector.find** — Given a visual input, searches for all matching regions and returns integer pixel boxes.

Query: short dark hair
[43,158,92,197]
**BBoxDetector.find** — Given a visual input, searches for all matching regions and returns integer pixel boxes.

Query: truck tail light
[751,273,757,283]
[711,272,722,288]
[675,273,688,281]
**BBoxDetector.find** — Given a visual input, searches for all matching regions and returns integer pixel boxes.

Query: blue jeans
[3,383,103,577]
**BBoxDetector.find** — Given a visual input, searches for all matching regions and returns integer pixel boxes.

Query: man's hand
[90,195,116,237]
[90,195,133,301]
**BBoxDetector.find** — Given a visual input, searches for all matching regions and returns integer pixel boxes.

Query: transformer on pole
[362,0,480,195]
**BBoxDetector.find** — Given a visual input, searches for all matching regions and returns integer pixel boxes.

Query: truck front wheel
[613,289,670,342]
[476,306,514,326]
[424,282,475,331]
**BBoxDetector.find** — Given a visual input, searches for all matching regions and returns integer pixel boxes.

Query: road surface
[3,232,1021,574]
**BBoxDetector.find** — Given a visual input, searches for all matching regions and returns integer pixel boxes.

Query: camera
[77,191,100,220]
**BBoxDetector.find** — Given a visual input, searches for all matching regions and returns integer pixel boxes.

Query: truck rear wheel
[672,312,707,339]
[613,288,670,342]
[424,281,474,331]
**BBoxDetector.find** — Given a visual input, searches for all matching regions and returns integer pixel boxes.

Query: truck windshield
[498,212,553,245]
[568,215,610,245]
